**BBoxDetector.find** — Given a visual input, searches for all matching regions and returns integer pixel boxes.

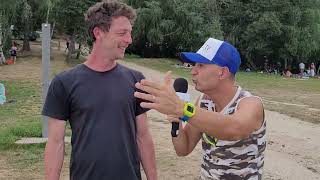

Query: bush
[14,31,40,41]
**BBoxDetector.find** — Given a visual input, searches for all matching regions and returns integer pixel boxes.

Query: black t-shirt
[42,63,148,180]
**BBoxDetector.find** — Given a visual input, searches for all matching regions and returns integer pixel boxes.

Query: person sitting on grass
[282,68,292,78]
[0,83,6,105]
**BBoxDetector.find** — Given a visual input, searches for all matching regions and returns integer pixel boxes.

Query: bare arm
[189,97,264,141]
[171,122,202,156]
[136,113,157,180]
[170,97,202,156]
[44,118,66,180]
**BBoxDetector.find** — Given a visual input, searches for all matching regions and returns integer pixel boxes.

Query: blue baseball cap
[180,38,241,74]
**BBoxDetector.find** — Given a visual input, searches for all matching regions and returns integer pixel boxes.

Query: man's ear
[220,67,231,79]
[93,27,103,41]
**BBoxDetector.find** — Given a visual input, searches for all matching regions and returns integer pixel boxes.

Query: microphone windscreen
[173,78,188,93]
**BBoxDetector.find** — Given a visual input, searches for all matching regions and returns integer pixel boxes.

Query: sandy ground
[0,48,320,179]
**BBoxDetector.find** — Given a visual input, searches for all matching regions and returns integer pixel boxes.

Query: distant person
[183,62,192,68]
[65,39,70,52]
[299,62,305,75]
[310,62,315,77]
[9,42,17,63]
[318,64,320,75]
[306,66,311,76]
[263,56,269,73]
[282,68,292,78]
[0,83,6,105]
[276,61,282,74]
[43,1,157,180]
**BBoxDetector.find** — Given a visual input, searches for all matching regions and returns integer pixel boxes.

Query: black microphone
[171,78,188,137]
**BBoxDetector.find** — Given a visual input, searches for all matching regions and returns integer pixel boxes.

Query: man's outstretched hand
[134,71,184,118]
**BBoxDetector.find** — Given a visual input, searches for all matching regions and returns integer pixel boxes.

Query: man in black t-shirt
[43,1,157,180]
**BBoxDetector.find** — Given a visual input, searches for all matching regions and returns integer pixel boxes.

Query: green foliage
[52,0,96,37]
[218,0,320,69]
[129,0,223,57]
[1,0,320,67]
[0,0,19,55]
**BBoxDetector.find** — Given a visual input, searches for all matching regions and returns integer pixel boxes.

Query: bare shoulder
[236,96,264,130]
[237,96,263,111]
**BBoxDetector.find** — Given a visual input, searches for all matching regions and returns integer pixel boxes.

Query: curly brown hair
[85,0,136,41]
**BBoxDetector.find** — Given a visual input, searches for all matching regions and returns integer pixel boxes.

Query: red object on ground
[6,57,14,65]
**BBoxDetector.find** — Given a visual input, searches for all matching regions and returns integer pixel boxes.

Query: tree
[21,0,32,51]
[0,0,20,60]
[128,0,223,57]
[52,0,97,60]
[217,0,320,70]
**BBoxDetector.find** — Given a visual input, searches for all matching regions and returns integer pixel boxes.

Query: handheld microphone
[171,78,189,137]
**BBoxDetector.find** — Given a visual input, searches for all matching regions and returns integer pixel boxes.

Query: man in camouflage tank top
[134,38,266,180]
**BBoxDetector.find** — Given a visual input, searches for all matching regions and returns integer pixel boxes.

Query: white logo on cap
[204,45,211,51]
[197,38,223,61]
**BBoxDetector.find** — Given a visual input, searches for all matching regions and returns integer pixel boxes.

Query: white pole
[41,23,51,138]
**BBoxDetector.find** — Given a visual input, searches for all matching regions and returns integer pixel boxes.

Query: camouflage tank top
[199,86,266,180]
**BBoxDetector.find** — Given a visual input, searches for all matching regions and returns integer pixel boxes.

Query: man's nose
[191,66,198,75]
[124,33,132,44]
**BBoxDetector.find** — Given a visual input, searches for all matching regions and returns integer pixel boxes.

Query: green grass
[0,80,45,176]
[0,78,73,178]
[125,58,320,123]
[1,81,41,120]
[237,72,320,93]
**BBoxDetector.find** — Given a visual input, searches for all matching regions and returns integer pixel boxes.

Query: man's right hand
[167,115,180,123]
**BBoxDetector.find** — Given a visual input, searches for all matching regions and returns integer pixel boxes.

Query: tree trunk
[22,33,31,51]
[22,17,30,51]
[240,49,258,71]
[21,0,31,51]
[69,35,76,53]
[67,34,76,61]
[76,43,81,59]
[0,17,6,64]
[283,59,288,69]
[246,57,258,71]
[50,21,55,39]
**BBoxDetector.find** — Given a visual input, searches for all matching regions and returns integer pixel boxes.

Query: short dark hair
[84,0,136,41]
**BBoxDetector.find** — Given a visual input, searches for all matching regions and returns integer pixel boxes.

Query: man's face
[96,16,132,60]
[191,63,223,92]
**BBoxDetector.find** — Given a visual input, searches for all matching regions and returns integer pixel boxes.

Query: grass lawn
[0,80,46,179]
[0,46,74,179]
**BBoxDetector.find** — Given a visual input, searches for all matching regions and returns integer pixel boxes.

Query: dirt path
[0,154,13,179]
[1,51,320,179]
